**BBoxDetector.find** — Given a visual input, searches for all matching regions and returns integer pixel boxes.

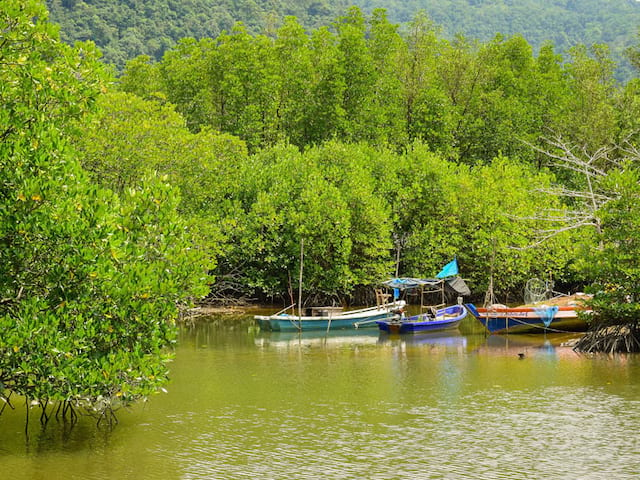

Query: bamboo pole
[297,239,304,330]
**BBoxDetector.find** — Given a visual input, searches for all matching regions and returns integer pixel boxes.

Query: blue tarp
[382,278,442,290]
[382,276,470,296]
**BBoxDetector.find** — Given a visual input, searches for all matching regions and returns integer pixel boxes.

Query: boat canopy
[382,277,439,290]
[382,276,471,297]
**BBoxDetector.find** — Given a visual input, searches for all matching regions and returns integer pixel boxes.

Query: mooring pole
[298,238,304,330]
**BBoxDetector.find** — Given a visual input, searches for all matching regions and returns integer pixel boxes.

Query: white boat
[254,301,405,332]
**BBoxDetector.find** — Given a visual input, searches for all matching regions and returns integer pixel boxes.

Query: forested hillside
[46,0,351,69]
[359,0,640,80]
[47,0,640,79]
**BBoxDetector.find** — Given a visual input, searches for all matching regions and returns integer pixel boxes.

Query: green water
[2,314,640,479]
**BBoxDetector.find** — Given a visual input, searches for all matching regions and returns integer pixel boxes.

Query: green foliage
[273,17,315,146]
[228,143,393,300]
[582,166,640,328]
[118,54,164,100]
[1,173,210,409]
[189,138,579,304]
[334,7,377,143]
[626,29,640,74]
[158,38,215,132]
[616,78,640,143]
[123,7,624,171]
[37,3,639,312]
[77,92,189,192]
[367,9,409,147]
[93,34,634,307]
[560,44,618,152]
[301,26,345,145]
[403,13,453,155]
[73,90,251,273]
[0,0,210,417]
[386,146,574,297]
[304,142,395,285]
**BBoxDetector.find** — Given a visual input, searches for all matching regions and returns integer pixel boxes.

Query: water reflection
[254,329,379,349]
[378,330,469,347]
[474,332,584,359]
[255,328,474,352]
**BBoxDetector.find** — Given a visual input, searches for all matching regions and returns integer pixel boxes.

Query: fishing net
[524,278,550,305]
[533,305,559,328]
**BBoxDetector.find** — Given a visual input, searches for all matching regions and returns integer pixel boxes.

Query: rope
[287,314,302,331]
[502,314,575,334]
[354,318,380,328]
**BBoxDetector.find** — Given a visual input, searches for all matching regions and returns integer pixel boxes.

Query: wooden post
[298,239,304,330]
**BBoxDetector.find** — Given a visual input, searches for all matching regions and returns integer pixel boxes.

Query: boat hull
[466,303,589,334]
[376,305,467,334]
[255,302,404,332]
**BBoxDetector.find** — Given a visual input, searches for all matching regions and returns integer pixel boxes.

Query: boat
[254,301,405,332]
[375,258,472,335]
[376,304,468,334]
[466,293,592,334]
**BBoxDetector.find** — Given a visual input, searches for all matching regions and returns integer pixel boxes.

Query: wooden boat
[375,262,471,335]
[376,304,468,334]
[466,293,592,334]
[254,301,405,332]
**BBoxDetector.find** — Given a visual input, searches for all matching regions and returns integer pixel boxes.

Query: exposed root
[96,407,119,429]
[55,401,78,424]
[39,399,49,426]
[0,391,14,416]
[574,324,640,353]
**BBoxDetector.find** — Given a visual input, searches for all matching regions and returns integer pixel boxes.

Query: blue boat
[375,261,471,335]
[376,304,468,334]
[254,301,405,332]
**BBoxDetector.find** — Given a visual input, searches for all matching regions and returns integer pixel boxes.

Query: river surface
[2,313,640,479]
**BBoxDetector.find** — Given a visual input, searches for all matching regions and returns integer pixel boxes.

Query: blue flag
[436,258,458,278]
